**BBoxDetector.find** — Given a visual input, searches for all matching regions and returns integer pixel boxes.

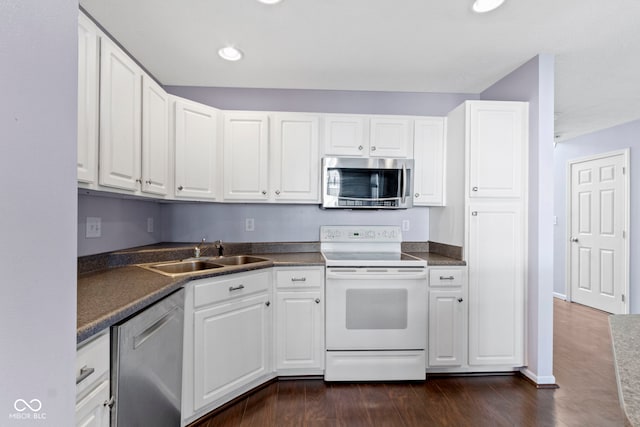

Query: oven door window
[345,288,408,330]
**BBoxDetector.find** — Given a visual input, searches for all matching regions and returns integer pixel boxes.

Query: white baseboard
[520,367,556,385]
[553,292,567,300]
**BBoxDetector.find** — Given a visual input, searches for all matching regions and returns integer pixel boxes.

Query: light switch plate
[86,217,101,238]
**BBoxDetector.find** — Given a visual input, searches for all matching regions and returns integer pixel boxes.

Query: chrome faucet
[215,240,224,257]
[194,238,206,258]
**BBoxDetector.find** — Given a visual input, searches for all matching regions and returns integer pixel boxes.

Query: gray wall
[161,203,429,243]
[480,54,556,384]
[554,119,640,313]
[165,86,479,116]
[78,193,163,256]
[0,0,78,424]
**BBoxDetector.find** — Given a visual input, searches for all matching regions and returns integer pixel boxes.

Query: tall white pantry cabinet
[430,100,528,370]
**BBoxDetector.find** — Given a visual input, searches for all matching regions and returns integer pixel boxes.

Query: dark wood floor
[192,299,626,427]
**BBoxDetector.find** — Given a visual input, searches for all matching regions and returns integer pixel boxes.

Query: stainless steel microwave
[321,157,414,209]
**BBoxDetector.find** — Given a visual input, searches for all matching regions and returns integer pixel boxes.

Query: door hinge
[622,294,625,302]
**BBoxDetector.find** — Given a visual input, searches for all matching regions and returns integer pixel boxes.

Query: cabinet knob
[472,186,478,192]
[471,211,478,216]
[145,180,151,185]
[275,190,281,195]
[265,301,271,307]
[415,193,420,198]
[262,190,267,195]
[315,298,321,304]
[571,237,579,243]
[457,298,464,303]
[104,396,115,408]
[136,178,142,184]
[358,145,364,151]
[371,146,377,152]
[177,185,184,191]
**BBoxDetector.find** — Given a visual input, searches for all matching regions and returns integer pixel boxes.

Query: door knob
[571,237,579,243]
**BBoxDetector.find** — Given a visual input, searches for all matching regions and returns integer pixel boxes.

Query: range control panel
[320,226,402,243]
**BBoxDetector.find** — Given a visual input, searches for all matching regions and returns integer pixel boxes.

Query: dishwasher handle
[133,307,178,349]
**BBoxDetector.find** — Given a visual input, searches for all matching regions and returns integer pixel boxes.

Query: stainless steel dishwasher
[111,289,184,427]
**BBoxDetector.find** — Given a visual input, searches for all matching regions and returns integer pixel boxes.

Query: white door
[369,118,411,158]
[98,38,142,191]
[271,114,320,202]
[223,112,270,200]
[141,75,169,196]
[413,118,445,206]
[323,115,367,157]
[569,151,628,314]
[174,99,218,200]
[428,289,464,367]
[467,203,524,367]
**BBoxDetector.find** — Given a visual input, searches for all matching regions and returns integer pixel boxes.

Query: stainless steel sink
[146,260,225,276]
[211,255,269,266]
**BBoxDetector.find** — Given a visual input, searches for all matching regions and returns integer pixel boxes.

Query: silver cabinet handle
[472,186,478,192]
[229,284,245,292]
[76,366,95,384]
[265,301,271,307]
[457,298,464,303]
[104,396,115,408]
[291,277,307,282]
[571,237,579,243]
[315,298,321,304]
[177,185,184,191]
[415,193,420,198]
[439,276,455,280]
[262,190,267,195]
[471,211,478,216]
[275,190,281,195]
[358,145,364,151]
[145,180,151,185]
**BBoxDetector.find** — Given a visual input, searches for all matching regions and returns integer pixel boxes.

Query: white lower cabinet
[76,331,111,427]
[274,267,325,375]
[182,270,273,426]
[427,268,467,369]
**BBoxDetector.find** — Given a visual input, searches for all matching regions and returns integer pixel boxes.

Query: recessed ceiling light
[472,0,505,13]
[257,0,283,4]
[218,46,243,62]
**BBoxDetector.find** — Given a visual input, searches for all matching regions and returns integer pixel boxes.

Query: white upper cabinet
[413,117,445,206]
[174,98,219,200]
[369,117,412,158]
[467,101,528,198]
[223,112,270,201]
[141,75,170,196]
[77,12,99,185]
[271,114,320,202]
[323,115,367,157]
[98,37,142,191]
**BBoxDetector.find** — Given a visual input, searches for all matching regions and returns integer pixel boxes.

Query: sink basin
[147,260,225,275]
[213,255,269,266]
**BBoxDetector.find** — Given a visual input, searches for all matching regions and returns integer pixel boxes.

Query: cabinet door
[413,118,445,206]
[99,38,142,191]
[192,292,271,412]
[223,113,269,200]
[468,102,527,198]
[369,118,411,158]
[141,75,169,196]
[77,13,99,185]
[323,115,367,157]
[428,289,464,367]
[271,114,320,202]
[467,203,524,367]
[76,379,110,427]
[174,99,218,200]
[276,291,324,372]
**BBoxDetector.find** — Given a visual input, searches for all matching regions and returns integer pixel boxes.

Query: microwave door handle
[401,163,407,204]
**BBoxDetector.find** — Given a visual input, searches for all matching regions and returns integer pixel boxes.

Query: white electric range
[321,226,427,381]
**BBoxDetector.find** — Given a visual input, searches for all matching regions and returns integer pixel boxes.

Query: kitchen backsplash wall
[160,203,430,243]
[78,193,163,256]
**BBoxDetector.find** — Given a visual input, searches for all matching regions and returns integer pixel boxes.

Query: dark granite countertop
[407,252,467,266]
[609,315,640,426]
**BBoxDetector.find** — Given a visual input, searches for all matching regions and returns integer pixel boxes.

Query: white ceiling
[80,0,640,142]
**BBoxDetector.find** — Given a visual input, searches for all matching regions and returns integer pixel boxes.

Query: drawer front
[76,331,109,397]
[275,268,324,289]
[194,270,270,307]
[429,269,464,287]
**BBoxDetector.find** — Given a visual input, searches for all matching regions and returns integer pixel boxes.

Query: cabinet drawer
[76,331,109,397]
[194,270,270,307]
[275,268,324,289]
[429,269,464,287]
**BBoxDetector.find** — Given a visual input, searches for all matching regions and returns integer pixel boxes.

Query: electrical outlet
[245,218,255,232]
[86,217,102,238]
[402,220,410,232]
[147,217,154,233]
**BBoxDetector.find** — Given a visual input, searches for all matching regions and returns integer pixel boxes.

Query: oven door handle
[326,270,427,280]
